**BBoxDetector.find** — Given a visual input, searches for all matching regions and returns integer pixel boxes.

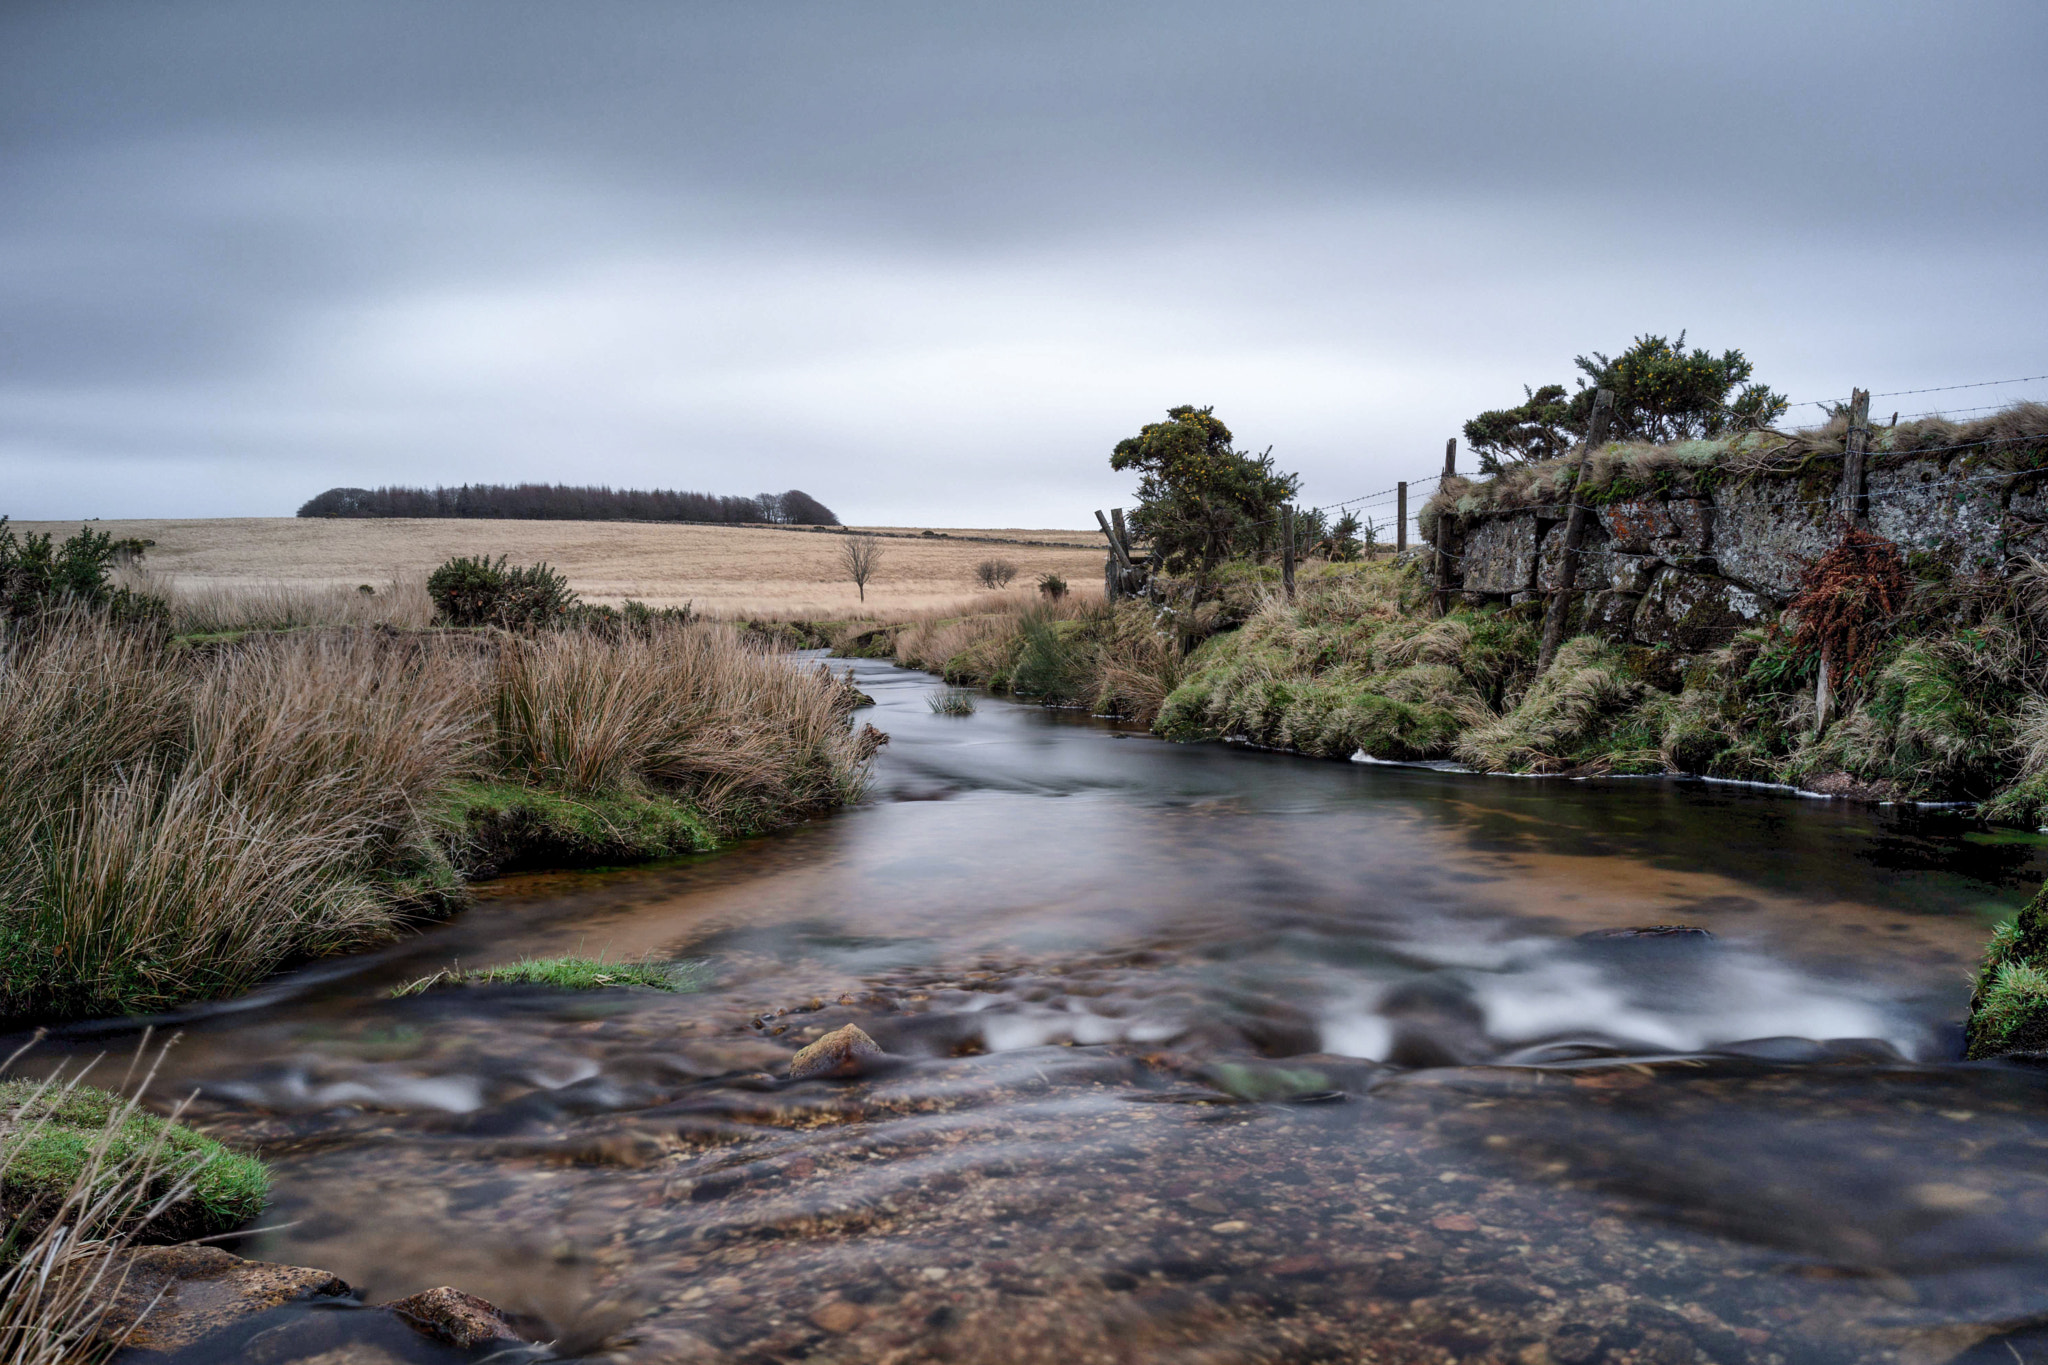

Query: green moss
[391,954,708,996]
[0,1081,269,1246]
[436,780,715,877]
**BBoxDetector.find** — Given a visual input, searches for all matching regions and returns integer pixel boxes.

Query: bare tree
[840,532,884,602]
[973,558,1018,589]
[755,491,786,524]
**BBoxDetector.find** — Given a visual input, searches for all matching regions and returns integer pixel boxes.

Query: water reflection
[27,659,2048,1363]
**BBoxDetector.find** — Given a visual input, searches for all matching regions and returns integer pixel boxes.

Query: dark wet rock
[787,1023,886,1079]
[1577,925,1714,942]
[385,1286,520,1349]
[99,1246,351,1354]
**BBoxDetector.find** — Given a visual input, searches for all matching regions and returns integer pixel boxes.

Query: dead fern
[1781,527,1911,685]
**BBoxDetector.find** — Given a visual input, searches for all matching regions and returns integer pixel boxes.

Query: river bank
[0,616,874,1023]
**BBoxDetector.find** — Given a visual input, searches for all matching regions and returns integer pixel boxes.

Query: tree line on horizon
[296,483,839,526]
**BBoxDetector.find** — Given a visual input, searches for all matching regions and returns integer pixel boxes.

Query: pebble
[1210,1220,1250,1235]
[808,1300,868,1334]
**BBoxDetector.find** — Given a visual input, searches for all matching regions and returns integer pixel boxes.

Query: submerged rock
[99,1246,349,1354]
[385,1285,521,1349]
[787,1023,886,1079]
[1577,926,1714,943]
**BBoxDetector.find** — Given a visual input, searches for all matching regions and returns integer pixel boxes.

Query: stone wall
[1432,453,2045,651]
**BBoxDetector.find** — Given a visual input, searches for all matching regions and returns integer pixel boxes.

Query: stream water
[25,658,2048,1365]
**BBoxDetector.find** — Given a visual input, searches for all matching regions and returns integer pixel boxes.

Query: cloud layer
[5,1,2046,524]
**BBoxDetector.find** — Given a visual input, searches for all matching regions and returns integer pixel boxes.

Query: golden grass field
[13,517,1108,617]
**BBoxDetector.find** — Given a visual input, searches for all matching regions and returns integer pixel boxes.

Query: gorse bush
[426,555,578,630]
[0,519,165,628]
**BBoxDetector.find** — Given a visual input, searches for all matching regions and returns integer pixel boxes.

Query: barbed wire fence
[1094,370,2048,606]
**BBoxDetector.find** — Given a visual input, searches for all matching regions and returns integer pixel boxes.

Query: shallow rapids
[23,658,2048,1364]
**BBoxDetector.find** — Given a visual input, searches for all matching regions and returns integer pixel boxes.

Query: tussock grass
[927,688,976,716]
[391,955,706,996]
[0,616,871,1019]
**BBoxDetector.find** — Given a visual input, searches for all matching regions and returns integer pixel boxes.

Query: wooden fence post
[1281,505,1297,603]
[1536,388,1614,673]
[1842,387,1871,528]
[1095,509,1133,599]
[1432,440,1457,615]
[1396,482,1408,555]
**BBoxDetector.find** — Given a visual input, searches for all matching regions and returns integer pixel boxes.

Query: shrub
[1037,573,1068,601]
[974,559,1018,590]
[426,555,578,630]
[0,519,165,628]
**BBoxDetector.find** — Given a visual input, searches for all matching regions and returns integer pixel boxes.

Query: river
[30,658,2048,1364]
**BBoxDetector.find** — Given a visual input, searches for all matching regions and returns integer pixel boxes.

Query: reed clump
[0,615,872,1020]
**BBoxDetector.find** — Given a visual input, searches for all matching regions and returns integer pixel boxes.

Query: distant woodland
[297,484,839,525]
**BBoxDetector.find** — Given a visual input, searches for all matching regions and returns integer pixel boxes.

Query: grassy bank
[0,616,872,1021]
[813,550,2048,822]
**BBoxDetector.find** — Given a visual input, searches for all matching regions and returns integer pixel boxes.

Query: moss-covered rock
[0,1081,269,1247]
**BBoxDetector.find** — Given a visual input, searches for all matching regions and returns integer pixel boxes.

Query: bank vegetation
[0,524,875,1021]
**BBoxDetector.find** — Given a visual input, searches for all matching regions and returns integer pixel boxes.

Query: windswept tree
[1110,406,1299,575]
[840,532,884,602]
[1464,333,1789,475]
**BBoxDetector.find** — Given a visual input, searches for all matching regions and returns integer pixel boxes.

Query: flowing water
[26,659,2048,1365]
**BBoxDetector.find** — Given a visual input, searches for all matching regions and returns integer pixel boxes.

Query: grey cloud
[3,1,2046,522]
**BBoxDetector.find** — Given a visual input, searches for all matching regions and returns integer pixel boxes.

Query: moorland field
[9,517,1106,616]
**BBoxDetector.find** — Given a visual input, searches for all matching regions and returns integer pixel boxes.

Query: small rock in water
[98,1246,351,1353]
[1577,925,1713,942]
[809,1299,868,1333]
[787,1023,886,1079]
[386,1286,521,1349]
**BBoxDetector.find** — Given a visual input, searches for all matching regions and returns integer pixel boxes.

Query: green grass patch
[436,780,716,877]
[1968,960,2048,1058]
[0,1081,269,1245]
[390,955,707,997]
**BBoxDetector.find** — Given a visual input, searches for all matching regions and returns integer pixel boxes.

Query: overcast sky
[4,1,2046,526]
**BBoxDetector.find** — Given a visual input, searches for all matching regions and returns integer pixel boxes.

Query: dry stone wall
[1433,453,2044,651]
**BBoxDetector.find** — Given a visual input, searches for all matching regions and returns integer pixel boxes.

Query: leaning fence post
[1536,388,1614,673]
[1396,482,1408,556]
[1432,439,1457,615]
[1842,387,1871,528]
[1095,509,1133,599]
[1281,505,1297,603]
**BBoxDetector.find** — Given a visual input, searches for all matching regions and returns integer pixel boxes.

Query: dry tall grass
[118,568,435,634]
[0,616,871,1018]
[491,624,867,833]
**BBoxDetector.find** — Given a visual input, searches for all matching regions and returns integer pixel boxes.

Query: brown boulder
[99,1245,350,1354]
[787,1023,885,1079]
[386,1285,519,1349]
